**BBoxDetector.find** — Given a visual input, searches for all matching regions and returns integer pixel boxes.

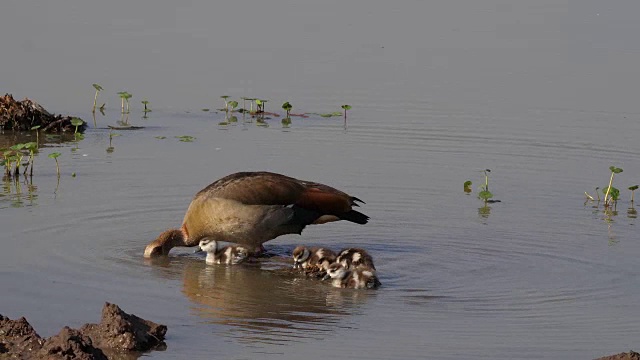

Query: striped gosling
[196,239,250,265]
[336,247,376,271]
[292,246,337,276]
[323,262,381,289]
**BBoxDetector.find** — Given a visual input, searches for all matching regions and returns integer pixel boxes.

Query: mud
[0,302,166,360]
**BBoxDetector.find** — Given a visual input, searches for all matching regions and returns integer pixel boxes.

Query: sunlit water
[2,1,640,359]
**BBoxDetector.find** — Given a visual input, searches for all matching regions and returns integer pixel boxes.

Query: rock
[596,350,640,360]
[0,303,166,359]
[0,314,44,358]
[0,93,86,133]
[80,302,167,352]
[37,327,107,360]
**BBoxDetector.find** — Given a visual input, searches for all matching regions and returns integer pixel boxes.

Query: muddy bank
[0,302,166,359]
[0,93,86,133]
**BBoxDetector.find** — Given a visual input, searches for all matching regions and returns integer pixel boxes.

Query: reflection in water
[145,256,373,345]
[478,204,491,219]
[1,176,38,208]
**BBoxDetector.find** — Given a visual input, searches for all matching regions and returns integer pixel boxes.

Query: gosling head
[292,246,311,269]
[195,239,218,254]
[322,262,348,281]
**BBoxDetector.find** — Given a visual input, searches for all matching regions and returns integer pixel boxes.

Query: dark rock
[596,350,640,360]
[0,93,86,133]
[0,314,45,358]
[37,326,107,360]
[0,303,166,359]
[80,302,167,352]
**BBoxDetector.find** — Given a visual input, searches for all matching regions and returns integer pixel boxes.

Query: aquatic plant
[256,99,268,113]
[9,144,26,177]
[92,84,103,113]
[228,101,238,113]
[477,169,493,203]
[629,185,639,203]
[141,99,151,112]
[282,102,292,118]
[107,130,121,153]
[23,142,37,177]
[175,135,195,142]
[31,125,41,147]
[603,166,623,205]
[99,103,106,115]
[123,92,132,113]
[70,118,85,141]
[117,91,132,113]
[220,96,230,112]
[48,152,61,177]
[117,92,127,113]
[463,180,472,193]
[341,104,352,121]
[2,149,17,178]
[154,136,167,139]
[245,98,256,113]
[201,108,210,112]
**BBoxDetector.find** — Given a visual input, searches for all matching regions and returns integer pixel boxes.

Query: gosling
[323,262,381,289]
[196,239,250,265]
[336,247,376,271]
[292,245,337,277]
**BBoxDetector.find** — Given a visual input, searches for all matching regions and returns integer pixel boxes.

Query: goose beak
[321,274,331,281]
[194,246,203,254]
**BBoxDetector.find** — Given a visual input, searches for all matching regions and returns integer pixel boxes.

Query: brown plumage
[144,172,368,258]
[336,248,376,271]
[292,246,337,277]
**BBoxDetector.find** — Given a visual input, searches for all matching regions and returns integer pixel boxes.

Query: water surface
[2,1,640,359]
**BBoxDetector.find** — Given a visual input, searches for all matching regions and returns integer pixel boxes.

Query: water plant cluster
[213,94,351,129]
[584,166,638,209]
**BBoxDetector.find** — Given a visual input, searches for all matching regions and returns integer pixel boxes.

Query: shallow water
[2,1,640,359]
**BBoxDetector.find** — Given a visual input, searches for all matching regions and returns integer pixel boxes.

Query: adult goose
[144,171,368,258]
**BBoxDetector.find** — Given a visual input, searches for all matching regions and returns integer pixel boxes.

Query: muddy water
[2,1,640,359]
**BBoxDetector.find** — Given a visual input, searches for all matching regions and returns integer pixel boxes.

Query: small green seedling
[99,103,106,115]
[117,92,127,113]
[117,91,132,113]
[31,125,41,146]
[141,99,151,112]
[92,84,103,113]
[464,180,472,193]
[604,166,623,205]
[70,118,85,140]
[282,102,292,118]
[478,169,493,203]
[48,152,61,177]
[123,92,132,113]
[201,108,210,112]
[71,118,83,134]
[341,104,352,121]
[256,99,268,113]
[9,144,26,177]
[629,185,639,203]
[228,101,238,113]
[23,142,37,177]
[154,136,167,140]
[220,96,230,111]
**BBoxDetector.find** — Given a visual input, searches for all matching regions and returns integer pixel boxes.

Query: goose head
[144,229,188,258]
